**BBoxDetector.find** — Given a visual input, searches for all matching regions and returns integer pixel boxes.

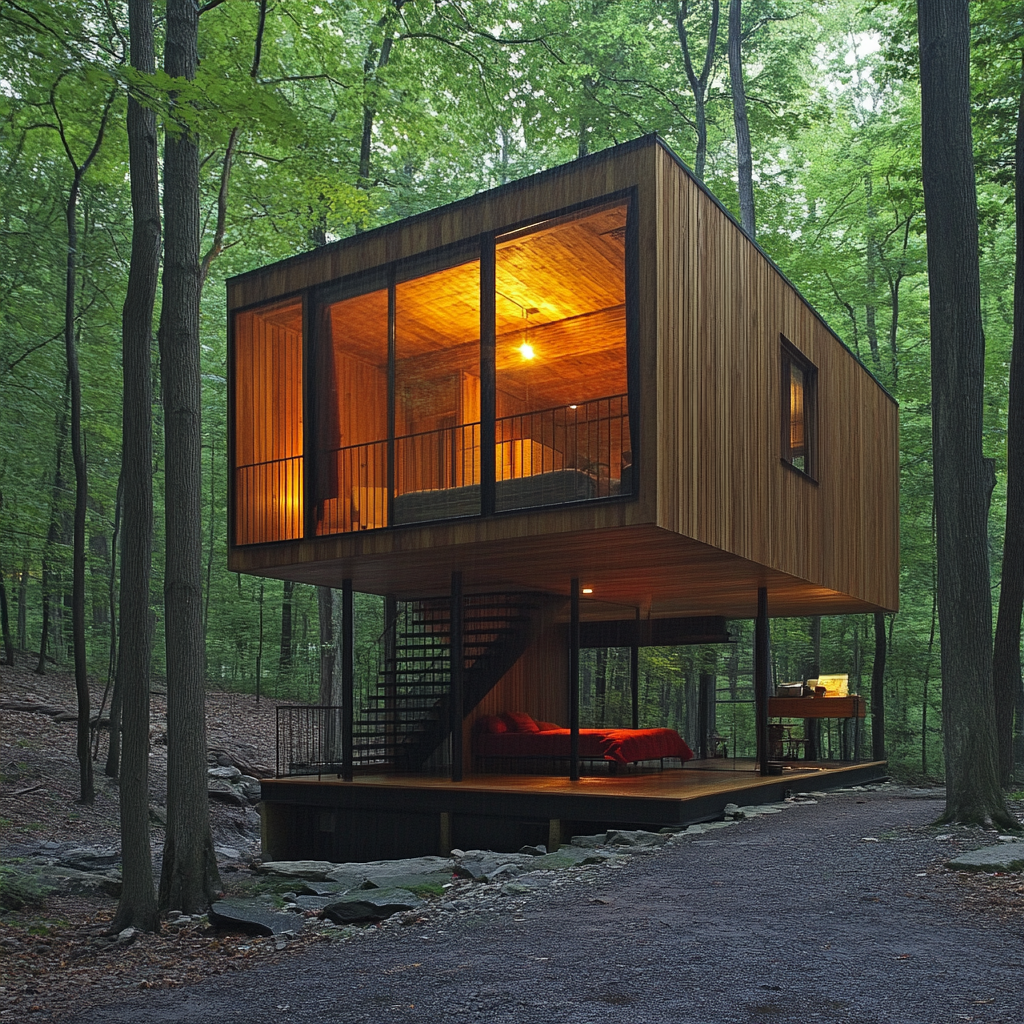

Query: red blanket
[474,727,693,765]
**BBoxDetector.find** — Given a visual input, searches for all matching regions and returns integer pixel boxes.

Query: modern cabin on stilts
[226,134,899,862]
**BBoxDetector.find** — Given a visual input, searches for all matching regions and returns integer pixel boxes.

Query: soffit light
[518,342,535,360]
[582,587,594,594]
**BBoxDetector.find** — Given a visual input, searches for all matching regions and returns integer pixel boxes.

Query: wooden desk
[769,696,866,719]
[769,695,866,761]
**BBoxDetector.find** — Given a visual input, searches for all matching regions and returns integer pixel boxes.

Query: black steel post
[450,571,464,782]
[386,269,396,526]
[341,578,354,781]
[754,586,770,776]
[384,594,397,762]
[631,608,640,730]
[569,578,580,782]
[480,235,496,516]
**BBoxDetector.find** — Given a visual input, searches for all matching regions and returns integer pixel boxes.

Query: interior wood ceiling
[310,204,628,392]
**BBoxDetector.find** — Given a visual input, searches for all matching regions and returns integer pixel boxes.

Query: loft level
[232,198,635,546]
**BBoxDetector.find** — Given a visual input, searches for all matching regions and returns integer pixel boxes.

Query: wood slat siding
[653,148,898,612]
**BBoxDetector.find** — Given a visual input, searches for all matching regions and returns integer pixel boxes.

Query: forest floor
[2,659,1024,1022]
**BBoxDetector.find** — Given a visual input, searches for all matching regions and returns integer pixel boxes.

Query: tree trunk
[102,475,123,776]
[110,0,161,933]
[358,3,400,189]
[17,559,28,651]
[992,58,1024,787]
[65,180,94,807]
[158,0,221,912]
[0,568,13,666]
[871,611,887,761]
[676,0,721,181]
[279,579,294,669]
[863,174,883,373]
[594,647,607,727]
[318,586,335,706]
[923,575,937,776]
[728,0,755,238]
[917,0,1013,826]
[36,380,71,676]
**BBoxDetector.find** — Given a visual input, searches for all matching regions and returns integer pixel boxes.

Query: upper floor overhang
[227,135,899,616]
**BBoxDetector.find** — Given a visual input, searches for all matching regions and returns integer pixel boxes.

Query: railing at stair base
[276,705,348,778]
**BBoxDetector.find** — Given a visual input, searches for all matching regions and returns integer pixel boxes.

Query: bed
[392,469,597,525]
[473,711,694,771]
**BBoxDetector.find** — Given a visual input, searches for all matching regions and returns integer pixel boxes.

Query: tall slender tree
[727,0,755,237]
[917,0,1014,826]
[55,79,114,807]
[158,0,221,911]
[992,55,1024,785]
[110,0,161,933]
[675,0,721,181]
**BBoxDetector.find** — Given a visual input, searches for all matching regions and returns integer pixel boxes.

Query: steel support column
[569,578,580,782]
[341,578,354,782]
[754,586,771,776]
[450,571,464,782]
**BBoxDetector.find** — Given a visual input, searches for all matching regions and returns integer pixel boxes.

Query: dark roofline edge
[228,133,896,407]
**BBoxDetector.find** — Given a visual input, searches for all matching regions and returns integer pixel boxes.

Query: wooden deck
[259,759,889,862]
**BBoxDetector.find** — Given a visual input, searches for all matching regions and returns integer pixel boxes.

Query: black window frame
[780,338,817,482]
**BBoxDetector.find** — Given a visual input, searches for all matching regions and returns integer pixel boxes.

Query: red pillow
[501,711,540,733]
[535,721,560,732]
[478,715,508,734]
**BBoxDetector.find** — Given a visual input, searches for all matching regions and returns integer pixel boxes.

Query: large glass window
[494,201,630,511]
[234,196,634,544]
[233,298,304,544]
[393,255,481,525]
[315,285,389,534]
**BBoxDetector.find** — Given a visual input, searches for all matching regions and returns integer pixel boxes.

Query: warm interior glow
[816,674,849,697]
[233,298,304,545]
[518,342,536,360]
[789,362,806,457]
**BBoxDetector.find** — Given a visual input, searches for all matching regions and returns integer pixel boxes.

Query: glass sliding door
[314,284,389,534]
[393,252,481,524]
[493,201,631,511]
[233,298,304,544]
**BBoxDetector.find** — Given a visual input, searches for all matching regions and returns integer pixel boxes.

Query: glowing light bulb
[518,342,535,360]
[582,587,593,594]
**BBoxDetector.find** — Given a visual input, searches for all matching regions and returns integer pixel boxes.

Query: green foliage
[0,0,1019,785]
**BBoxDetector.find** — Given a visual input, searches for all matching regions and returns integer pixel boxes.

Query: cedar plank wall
[228,143,661,573]
[654,147,899,611]
[462,623,570,773]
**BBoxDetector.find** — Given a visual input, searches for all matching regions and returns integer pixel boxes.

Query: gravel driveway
[65,791,1024,1024]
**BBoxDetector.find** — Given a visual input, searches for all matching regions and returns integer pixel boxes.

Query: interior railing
[234,455,303,544]
[312,393,630,534]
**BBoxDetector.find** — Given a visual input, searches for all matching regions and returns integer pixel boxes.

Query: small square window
[781,340,816,479]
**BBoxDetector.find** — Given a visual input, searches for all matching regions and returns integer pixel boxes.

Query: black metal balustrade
[235,455,303,544]
[310,393,630,535]
[495,393,630,510]
[275,593,547,777]
[276,705,345,778]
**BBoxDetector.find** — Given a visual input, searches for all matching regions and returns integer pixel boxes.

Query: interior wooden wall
[464,622,569,772]
[233,301,304,544]
[654,146,899,611]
